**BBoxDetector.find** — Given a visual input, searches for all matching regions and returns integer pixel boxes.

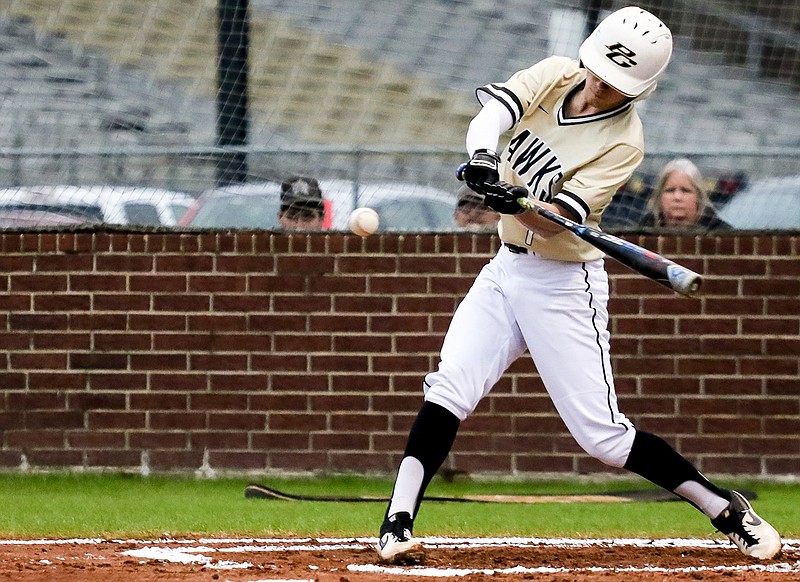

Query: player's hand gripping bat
[456,165,702,297]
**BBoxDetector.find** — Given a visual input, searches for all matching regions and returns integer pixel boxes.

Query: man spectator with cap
[453,184,500,231]
[279,176,326,230]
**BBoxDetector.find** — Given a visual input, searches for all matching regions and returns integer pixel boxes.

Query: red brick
[252,432,311,450]
[12,353,68,369]
[188,275,246,293]
[93,294,150,311]
[94,333,151,351]
[34,332,91,350]
[35,255,93,272]
[272,295,331,313]
[69,313,127,331]
[28,372,86,390]
[11,273,68,293]
[96,255,153,272]
[6,430,65,447]
[67,431,126,448]
[209,452,266,469]
[190,354,248,371]
[70,353,127,370]
[87,411,146,429]
[129,275,187,292]
[89,373,148,391]
[130,354,187,371]
[150,412,207,430]
[155,255,214,272]
[10,313,68,331]
[191,431,249,449]
[129,432,188,448]
[189,314,248,332]
[209,412,266,431]
[308,314,367,332]
[149,450,204,469]
[85,450,140,467]
[27,450,83,467]
[150,374,207,391]
[26,411,84,430]
[153,294,210,312]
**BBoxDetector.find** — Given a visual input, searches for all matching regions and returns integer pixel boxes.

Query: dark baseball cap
[280,176,324,213]
[456,184,485,207]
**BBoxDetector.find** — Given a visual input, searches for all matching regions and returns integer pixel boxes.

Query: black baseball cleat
[375,512,425,564]
[711,490,782,559]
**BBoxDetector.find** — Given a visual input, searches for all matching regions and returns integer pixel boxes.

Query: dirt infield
[1,536,799,581]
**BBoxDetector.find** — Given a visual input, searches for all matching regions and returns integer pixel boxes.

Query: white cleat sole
[376,539,426,564]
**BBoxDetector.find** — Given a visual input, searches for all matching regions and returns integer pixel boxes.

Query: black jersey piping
[555,190,591,222]
[552,199,581,223]
[557,83,632,126]
[581,262,628,431]
[477,85,524,124]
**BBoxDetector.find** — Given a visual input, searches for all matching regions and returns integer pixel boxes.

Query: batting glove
[483,182,527,215]
[461,149,500,194]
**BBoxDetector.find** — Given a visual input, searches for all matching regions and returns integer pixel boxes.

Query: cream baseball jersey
[477,56,644,262]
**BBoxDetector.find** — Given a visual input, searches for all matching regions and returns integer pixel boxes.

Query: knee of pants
[575,429,635,469]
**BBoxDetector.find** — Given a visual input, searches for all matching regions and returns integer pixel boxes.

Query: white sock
[674,480,730,518]
[386,457,425,519]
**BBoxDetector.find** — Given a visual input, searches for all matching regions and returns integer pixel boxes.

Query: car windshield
[124,203,163,226]
[169,203,191,223]
[372,199,456,232]
[192,196,282,229]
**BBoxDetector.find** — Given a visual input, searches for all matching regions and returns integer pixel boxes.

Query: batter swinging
[376,6,781,565]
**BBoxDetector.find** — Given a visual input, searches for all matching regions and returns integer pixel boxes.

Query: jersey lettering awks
[476,84,524,125]
[506,130,563,201]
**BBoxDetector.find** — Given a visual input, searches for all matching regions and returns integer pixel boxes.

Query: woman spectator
[640,158,729,229]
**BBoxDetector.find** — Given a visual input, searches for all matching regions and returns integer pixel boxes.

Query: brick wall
[0,230,797,477]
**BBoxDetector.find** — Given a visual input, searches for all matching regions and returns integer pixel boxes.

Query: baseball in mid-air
[348,207,380,236]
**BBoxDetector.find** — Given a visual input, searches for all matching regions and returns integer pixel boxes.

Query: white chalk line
[2,537,799,576]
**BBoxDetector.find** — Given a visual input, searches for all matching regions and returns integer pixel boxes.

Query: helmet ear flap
[632,82,657,102]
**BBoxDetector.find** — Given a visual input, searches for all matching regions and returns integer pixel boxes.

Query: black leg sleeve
[385,401,460,520]
[623,430,730,500]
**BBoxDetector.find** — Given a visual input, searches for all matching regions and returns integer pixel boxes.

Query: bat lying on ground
[244,483,757,504]
[456,166,703,297]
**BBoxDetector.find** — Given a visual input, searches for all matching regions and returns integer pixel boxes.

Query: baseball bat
[244,482,710,503]
[456,165,702,297]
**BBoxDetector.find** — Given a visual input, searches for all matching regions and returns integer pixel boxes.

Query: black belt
[504,243,529,254]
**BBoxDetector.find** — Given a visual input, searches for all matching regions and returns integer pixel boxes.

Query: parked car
[178,180,458,232]
[0,186,194,227]
[179,182,296,230]
[0,207,104,227]
[320,179,457,232]
[718,176,800,230]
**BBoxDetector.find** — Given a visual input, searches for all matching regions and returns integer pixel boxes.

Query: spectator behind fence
[453,184,499,231]
[279,176,325,230]
[639,158,730,230]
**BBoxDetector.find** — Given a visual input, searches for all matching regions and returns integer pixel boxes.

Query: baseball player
[376,6,781,564]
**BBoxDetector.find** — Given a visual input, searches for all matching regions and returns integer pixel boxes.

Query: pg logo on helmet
[604,43,638,68]
[579,6,673,98]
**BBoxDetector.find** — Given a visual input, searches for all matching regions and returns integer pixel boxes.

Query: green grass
[0,473,798,539]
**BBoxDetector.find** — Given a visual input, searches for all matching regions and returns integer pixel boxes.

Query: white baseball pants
[424,245,636,468]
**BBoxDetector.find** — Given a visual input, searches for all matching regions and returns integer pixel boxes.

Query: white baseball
[348,207,380,236]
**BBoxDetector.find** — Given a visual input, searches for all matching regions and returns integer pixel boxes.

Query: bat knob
[456,163,467,181]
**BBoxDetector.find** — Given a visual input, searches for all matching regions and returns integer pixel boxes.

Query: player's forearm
[514,201,567,238]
